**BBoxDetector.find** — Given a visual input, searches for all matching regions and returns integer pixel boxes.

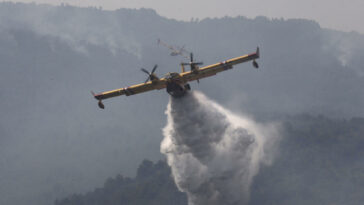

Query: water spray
[161,91,279,205]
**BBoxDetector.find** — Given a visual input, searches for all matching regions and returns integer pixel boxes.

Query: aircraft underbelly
[166,81,187,98]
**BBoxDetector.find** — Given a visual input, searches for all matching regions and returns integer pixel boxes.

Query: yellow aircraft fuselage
[93,47,260,109]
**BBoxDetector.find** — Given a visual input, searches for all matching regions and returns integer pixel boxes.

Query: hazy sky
[3,0,364,33]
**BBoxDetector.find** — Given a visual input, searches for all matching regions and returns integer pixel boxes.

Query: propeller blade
[145,77,150,83]
[194,62,203,65]
[151,64,158,74]
[190,53,193,62]
[141,65,159,83]
[141,68,150,75]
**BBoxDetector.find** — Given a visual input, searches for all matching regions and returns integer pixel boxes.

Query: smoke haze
[0,2,363,204]
[161,91,279,205]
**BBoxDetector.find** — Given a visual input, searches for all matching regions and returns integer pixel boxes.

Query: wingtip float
[91,91,105,109]
[92,47,260,109]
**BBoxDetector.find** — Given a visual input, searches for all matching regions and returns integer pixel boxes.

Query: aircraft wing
[180,47,260,82]
[93,79,167,101]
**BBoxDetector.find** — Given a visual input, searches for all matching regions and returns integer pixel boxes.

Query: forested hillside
[56,115,364,205]
[0,2,363,205]
[250,115,364,205]
[55,160,187,205]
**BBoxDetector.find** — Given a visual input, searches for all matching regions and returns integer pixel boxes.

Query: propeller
[141,64,158,83]
[181,53,203,71]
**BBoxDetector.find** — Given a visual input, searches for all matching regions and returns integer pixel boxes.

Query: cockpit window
[164,72,180,80]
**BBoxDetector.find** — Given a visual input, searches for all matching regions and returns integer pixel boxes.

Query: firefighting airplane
[92,47,260,109]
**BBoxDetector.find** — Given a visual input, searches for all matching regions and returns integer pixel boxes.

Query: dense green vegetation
[56,115,364,205]
[55,160,187,205]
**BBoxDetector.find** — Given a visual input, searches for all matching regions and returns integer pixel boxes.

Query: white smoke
[324,31,364,77]
[0,3,141,57]
[161,91,279,205]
